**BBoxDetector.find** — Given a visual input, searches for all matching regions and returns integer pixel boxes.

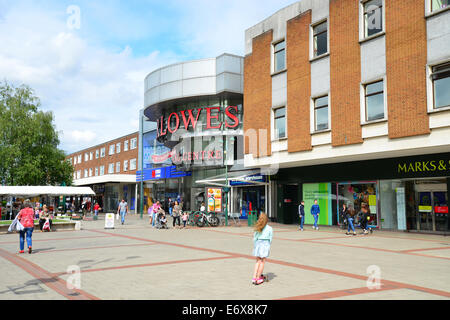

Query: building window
[89,152,93,161]
[313,21,327,57]
[364,0,383,38]
[130,159,137,171]
[130,138,137,150]
[95,150,99,159]
[314,96,329,131]
[109,145,115,155]
[77,155,82,164]
[124,160,128,172]
[365,80,385,121]
[77,170,81,180]
[116,162,120,173]
[89,168,93,177]
[124,140,129,151]
[95,167,98,176]
[84,169,88,178]
[73,172,76,180]
[84,153,88,162]
[116,143,121,154]
[100,148,105,158]
[100,166,105,176]
[273,40,286,73]
[432,0,449,11]
[273,107,286,139]
[108,163,114,174]
[431,62,450,109]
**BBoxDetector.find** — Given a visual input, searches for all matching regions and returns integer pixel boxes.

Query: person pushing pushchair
[156,208,169,229]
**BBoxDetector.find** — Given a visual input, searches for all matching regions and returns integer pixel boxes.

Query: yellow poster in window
[369,195,377,206]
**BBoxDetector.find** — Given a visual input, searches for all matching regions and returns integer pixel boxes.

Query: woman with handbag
[17,199,35,254]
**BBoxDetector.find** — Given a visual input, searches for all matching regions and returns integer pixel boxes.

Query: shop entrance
[233,186,266,218]
[415,182,448,232]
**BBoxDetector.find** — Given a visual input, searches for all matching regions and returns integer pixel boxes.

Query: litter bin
[248,210,257,227]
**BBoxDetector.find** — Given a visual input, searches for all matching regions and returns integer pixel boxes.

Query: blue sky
[0,0,298,153]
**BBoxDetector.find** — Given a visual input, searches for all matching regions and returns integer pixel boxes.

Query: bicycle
[196,211,220,227]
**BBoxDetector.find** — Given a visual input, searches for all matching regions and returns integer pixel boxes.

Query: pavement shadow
[30,247,55,254]
[265,272,277,282]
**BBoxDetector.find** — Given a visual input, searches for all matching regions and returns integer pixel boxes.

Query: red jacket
[18,208,35,228]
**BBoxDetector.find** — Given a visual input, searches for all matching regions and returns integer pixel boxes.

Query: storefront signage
[157,106,240,138]
[207,188,222,213]
[230,174,267,186]
[152,150,222,164]
[136,166,192,182]
[398,160,450,174]
[419,206,432,212]
[435,206,449,214]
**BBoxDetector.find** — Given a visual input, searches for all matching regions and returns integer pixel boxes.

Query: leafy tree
[0,81,73,186]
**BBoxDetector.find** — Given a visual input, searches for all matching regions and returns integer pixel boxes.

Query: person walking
[311,199,320,230]
[360,203,371,234]
[172,201,181,228]
[252,213,273,286]
[117,199,128,225]
[17,199,35,254]
[298,200,305,231]
[182,211,188,228]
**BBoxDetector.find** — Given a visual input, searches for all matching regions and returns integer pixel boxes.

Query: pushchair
[156,210,169,229]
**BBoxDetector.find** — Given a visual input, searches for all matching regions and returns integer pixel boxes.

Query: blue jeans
[19,227,34,251]
[152,212,156,226]
[299,215,304,229]
[313,214,319,228]
[169,207,173,216]
[347,218,355,232]
[120,211,126,223]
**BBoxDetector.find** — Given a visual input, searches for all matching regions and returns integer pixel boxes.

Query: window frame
[95,167,99,176]
[100,147,105,158]
[124,140,129,151]
[100,166,105,176]
[109,144,115,156]
[124,160,129,172]
[312,20,328,59]
[130,138,137,150]
[272,106,287,140]
[313,95,330,132]
[130,159,137,171]
[364,80,385,122]
[430,0,450,12]
[95,149,99,159]
[108,163,114,174]
[89,152,93,161]
[429,61,450,111]
[116,142,121,154]
[360,0,385,41]
[116,162,120,173]
[272,40,286,74]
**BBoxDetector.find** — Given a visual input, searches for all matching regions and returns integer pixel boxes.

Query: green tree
[0,81,73,186]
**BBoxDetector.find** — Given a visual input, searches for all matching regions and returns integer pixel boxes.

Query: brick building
[66,132,139,213]
[243,0,450,233]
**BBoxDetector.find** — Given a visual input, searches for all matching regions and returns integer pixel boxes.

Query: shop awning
[0,186,96,197]
[195,170,268,187]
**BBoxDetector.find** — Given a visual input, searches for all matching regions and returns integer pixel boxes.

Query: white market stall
[0,186,95,219]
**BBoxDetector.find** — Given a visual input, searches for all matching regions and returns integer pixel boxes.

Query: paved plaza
[0,214,449,300]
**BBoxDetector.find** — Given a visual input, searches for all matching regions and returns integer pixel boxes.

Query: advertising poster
[207,188,222,213]
[302,183,332,226]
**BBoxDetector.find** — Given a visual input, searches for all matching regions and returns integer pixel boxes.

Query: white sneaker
[316,227,319,230]
[312,226,315,230]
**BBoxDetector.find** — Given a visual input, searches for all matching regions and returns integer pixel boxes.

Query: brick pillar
[244,30,273,158]
[329,0,363,147]
[385,0,429,138]
[287,11,312,153]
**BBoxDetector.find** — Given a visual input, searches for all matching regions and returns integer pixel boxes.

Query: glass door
[433,191,449,232]
[418,192,433,231]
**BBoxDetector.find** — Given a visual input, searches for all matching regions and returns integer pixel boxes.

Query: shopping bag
[43,219,50,231]
[116,213,119,220]
[8,216,24,233]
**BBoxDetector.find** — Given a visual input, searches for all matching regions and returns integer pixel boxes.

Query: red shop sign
[434,206,449,214]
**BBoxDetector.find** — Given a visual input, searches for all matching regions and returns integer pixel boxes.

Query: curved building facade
[139,54,269,215]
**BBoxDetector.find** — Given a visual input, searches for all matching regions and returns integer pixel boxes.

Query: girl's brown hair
[254,213,268,233]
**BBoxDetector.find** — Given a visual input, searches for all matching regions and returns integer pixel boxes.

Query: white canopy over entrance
[0,186,95,197]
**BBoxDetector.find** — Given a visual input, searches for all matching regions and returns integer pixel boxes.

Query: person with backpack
[311,199,320,230]
[298,200,305,231]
